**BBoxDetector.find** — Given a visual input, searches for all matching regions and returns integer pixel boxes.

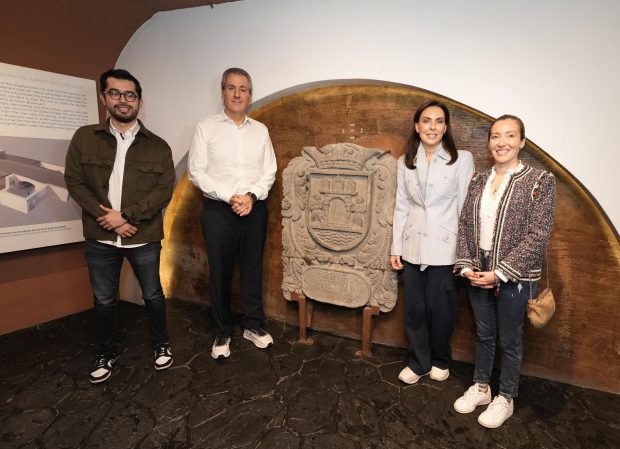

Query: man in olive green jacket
[64,69,175,384]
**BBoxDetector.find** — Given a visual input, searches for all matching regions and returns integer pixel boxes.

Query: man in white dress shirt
[188,68,277,359]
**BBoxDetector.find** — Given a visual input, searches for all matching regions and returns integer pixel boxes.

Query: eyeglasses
[103,89,139,102]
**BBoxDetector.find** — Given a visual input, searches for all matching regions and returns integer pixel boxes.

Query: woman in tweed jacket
[453,115,556,428]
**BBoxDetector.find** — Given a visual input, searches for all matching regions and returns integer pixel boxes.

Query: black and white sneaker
[89,354,117,384]
[154,344,173,370]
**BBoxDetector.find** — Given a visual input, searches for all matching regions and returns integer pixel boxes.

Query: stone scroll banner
[281,143,397,312]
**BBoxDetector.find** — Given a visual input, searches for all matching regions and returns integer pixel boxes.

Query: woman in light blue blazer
[391,100,474,384]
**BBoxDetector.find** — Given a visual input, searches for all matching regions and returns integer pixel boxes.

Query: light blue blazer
[391,146,474,266]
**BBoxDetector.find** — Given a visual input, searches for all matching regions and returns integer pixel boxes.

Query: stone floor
[1,300,618,449]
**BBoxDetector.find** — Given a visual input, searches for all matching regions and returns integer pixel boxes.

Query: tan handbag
[526,195,555,328]
[527,287,555,328]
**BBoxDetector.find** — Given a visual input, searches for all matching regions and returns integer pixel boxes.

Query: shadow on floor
[1,300,618,449]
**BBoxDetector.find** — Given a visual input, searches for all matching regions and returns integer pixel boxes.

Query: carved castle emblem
[307,170,371,251]
[281,143,398,312]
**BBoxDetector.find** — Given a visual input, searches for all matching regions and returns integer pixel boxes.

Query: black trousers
[403,261,458,375]
[201,198,267,337]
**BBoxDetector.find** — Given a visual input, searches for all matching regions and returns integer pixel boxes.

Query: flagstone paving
[1,300,618,448]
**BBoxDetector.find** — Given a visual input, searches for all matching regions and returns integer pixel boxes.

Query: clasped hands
[96,205,137,238]
[229,194,253,217]
[463,270,499,289]
[390,256,499,290]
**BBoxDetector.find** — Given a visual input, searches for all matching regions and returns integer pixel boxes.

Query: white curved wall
[117,0,620,230]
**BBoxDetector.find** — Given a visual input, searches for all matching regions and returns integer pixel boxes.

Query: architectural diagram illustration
[0,149,68,214]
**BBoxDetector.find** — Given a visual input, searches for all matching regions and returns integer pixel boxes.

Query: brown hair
[488,114,525,141]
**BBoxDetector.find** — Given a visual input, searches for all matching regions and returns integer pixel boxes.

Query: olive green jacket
[64,119,175,245]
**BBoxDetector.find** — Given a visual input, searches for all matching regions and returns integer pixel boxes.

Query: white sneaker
[243,328,273,348]
[398,366,427,384]
[429,366,449,381]
[453,383,492,413]
[211,336,231,359]
[478,395,514,428]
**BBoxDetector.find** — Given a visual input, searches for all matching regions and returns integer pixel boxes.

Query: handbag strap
[544,248,550,289]
[530,170,551,290]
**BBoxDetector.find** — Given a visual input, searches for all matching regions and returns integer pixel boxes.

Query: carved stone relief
[281,143,398,312]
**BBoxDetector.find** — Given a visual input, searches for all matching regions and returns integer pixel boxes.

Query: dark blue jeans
[85,240,169,357]
[468,250,537,398]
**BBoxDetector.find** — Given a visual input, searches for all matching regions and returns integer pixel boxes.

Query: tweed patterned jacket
[455,165,556,282]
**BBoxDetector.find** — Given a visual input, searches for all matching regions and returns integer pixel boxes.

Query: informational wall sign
[0,62,98,253]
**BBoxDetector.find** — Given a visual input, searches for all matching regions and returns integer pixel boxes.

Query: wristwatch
[246,192,258,203]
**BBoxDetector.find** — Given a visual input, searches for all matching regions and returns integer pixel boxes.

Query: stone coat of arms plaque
[282,143,398,313]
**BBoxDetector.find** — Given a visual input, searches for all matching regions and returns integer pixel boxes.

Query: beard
[108,104,139,124]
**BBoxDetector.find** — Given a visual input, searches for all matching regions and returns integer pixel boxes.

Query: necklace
[491,175,505,196]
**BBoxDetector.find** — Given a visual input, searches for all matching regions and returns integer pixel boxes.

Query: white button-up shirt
[100,121,144,248]
[188,112,277,203]
[479,162,525,251]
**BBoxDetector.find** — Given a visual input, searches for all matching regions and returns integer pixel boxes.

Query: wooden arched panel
[162,81,620,393]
